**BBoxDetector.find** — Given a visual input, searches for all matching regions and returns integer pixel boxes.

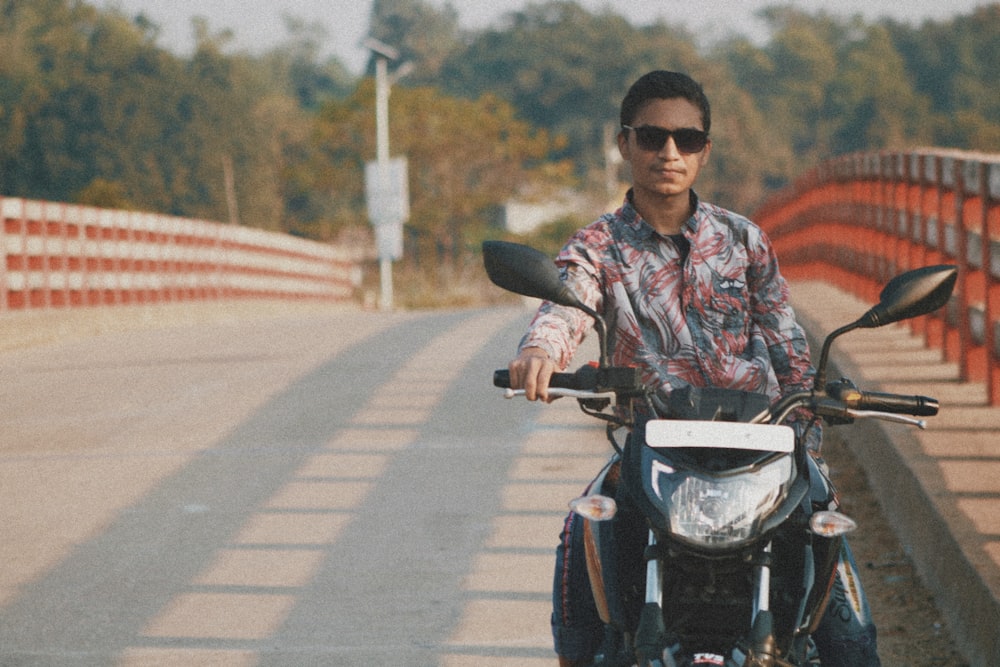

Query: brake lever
[504,388,618,401]
[846,409,927,429]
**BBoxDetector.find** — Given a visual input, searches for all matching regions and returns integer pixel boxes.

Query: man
[507,71,880,667]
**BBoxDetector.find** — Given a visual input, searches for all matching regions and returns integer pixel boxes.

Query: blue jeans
[552,512,880,665]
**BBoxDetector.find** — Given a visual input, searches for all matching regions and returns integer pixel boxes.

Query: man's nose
[659,136,682,158]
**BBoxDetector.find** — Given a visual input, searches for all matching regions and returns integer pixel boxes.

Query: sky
[97,0,992,74]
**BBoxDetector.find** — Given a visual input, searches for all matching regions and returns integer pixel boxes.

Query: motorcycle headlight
[667,453,794,548]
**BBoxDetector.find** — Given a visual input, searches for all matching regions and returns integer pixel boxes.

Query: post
[375,57,390,168]
[374,53,393,310]
[363,39,410,312]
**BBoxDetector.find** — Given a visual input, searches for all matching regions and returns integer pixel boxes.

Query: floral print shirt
[520,192,816,405]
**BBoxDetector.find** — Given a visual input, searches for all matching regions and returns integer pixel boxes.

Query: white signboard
[365,157,410,228]
[374,221,403,261]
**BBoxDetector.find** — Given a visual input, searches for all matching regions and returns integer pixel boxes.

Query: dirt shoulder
[823,428,969,666]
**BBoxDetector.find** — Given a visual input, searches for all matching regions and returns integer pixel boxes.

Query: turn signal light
[809,511,858,537]
[569,494,618,521]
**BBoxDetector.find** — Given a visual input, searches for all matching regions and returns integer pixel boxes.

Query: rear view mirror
[482,240,609,366]
[858,264,958,328]
[482,240,589,311]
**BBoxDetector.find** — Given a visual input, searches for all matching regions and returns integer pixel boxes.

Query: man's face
[618,97,711,201]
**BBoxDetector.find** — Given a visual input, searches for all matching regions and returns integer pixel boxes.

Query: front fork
[633,533,780,667]
[746,542,779,666]
[633,531,671,667]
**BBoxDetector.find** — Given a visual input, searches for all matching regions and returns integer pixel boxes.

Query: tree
[2,0,998,260]
[262,16,354,110]
[885,5,1000,151]
[439,2,701,171]
[366,0,462,83]
[0,0,98,198]
[827,25,932,153]
[736,8,849,164]
[311,81,574,281]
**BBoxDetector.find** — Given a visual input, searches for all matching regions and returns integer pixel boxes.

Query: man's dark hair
[619,70,711,134]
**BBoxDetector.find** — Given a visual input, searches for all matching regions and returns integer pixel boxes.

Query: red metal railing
[1,197,361,312]
[755,149,1000,406]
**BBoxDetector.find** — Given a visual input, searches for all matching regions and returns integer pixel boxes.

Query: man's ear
[617,130,631,162]
[699,139,712,166]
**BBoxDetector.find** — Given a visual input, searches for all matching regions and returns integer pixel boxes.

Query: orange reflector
[569,495,618,521]
[810,511,858,537]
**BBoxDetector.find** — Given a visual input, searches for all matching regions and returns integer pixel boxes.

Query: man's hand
[508,347,557,402]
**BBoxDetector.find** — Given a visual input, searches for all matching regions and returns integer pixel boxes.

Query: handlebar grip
[493,369,593,390]
[850,390,939,417]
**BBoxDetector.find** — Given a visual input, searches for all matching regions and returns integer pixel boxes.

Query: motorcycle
[483,240,957,667]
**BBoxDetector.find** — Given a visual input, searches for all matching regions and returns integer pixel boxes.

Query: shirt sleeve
[517,232,604,370]
[745,225,816,394]
[745,225,823,451]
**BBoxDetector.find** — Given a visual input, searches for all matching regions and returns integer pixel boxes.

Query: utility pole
[363,38,412,311]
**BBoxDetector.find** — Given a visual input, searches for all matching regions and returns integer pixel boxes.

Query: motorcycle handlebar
[827,382,939,417]
[496,368,940,422]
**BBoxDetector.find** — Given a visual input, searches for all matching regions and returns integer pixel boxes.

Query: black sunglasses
[622,125,709,154]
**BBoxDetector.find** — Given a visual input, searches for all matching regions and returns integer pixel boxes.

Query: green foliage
[883,5,1000,148]
[827,25,933,152]
[437,2,702,171]
[0,0,311,228]
[264,15,354,110]
[366,0,462,83]
[312,80,574,272]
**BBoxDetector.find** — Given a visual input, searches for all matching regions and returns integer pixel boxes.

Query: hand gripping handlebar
[494,364,643,395]
[493,369,594,391]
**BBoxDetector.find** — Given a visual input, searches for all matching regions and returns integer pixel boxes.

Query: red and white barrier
[755,149,1000,405]
[1,197,361,311]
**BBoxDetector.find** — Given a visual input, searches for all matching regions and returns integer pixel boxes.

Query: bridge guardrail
[755,149,1000,405]
[1,197,361,312]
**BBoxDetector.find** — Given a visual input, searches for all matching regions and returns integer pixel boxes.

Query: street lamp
[363,38,412,311]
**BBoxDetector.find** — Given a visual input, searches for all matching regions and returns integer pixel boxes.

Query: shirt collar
[621,189,702,239]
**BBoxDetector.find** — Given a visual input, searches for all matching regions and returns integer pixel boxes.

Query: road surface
[0,304,964,665]
[1,305,615,666]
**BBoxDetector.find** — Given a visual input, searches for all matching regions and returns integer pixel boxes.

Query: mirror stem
[594,317,609,368]
[814,322,859,390]
[576,303,610,367]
